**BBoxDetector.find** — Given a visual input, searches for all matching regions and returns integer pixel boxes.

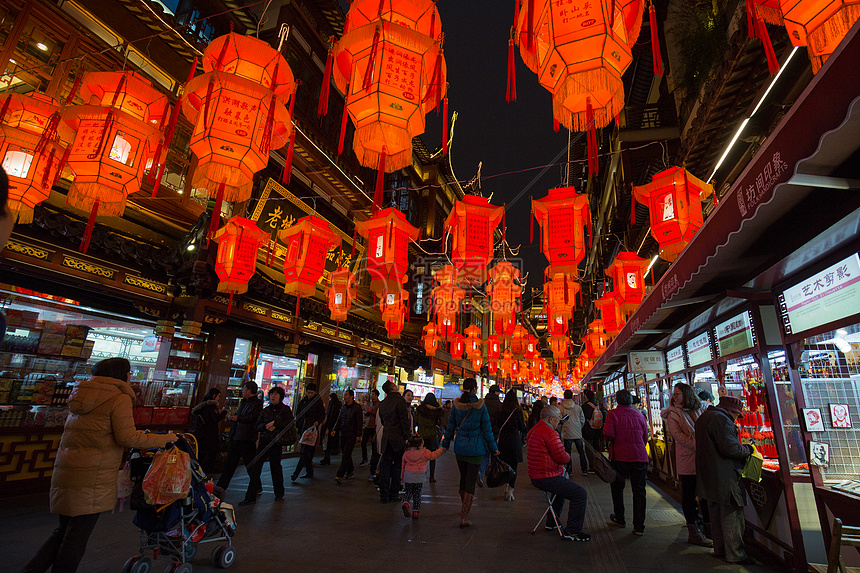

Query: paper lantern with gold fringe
[355,206,420,295]
[532,186,592,275]
[444,195,505,286]
[212,216,269,297]
[605,251,650,318]
[280,215,341,299]
[781,0,860,72]
[327,267,358,322]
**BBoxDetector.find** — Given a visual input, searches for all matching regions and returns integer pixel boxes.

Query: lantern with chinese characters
[633,166,714,262]
[518,0,632,172]
[549,334,569,360]
[495,314,517,339]
[487,335,502,360]
[355,207,420,295]
[326,267,358,321]
[0,93,73,223]
[62,71,167,220]
[444,195,505,286]
[181,33,295,202]
[546,303,569,337]
[212,216,269,299]
[780,0,860,72]
[524,334,538,360]
[534,357,547,378]
[432,265,465,339]
[449,333,465,359]
[464,324,483,359]
[606,251,650,318]
[583,319,609,359]
[379,289,408,339]
[280,215,341,298]
[512,357,521,377]
[331,0,446,183]
[545,271,581,320]
[422,322,440,356]
[500,349,515,377]
[594,293,624,337]
[532,187,592,275]
[510,324,528,356]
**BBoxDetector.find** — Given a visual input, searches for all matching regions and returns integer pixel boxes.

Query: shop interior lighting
[709,47,800,182]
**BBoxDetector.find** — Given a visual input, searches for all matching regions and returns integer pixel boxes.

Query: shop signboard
[715,311,756,357]
[628,351,666,374]
[778,253,860,335]
[686,332,712,367]
[666,346,685,374]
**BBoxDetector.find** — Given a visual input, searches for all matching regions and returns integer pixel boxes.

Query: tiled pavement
[2,452,786,573]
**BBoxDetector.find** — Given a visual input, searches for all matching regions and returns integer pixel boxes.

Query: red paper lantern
[594,293,624,337]
[280,215,341,298]
[379,289,408,339]
[549,334,569,360]
[486,335,502,360]
[545,271,581,320]
[532,187,592,275]
[781,0,860,72]
[500,349,515,377]
[0,93,73,223]
[487,360,498,375]
[62,71,167,217]
[432,265,465,340]
[464,324,483,359]
[327,267,358,321]
[524,334,538,360]
[422,322,440,357]
[605,251,650,318]
[181,33,295,201]
[583,319,609,359]
[445,195,505,286]
[633,166,714,262]
[471,356,484,372]
[546,303,569,337]
[212,216,269,295]
[510,324,528,356]
[449,333,465,359]
[556,359,570,377]
[356,206,420,295]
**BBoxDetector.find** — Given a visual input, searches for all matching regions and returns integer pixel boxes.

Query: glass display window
[724,355,779,464]
[769,350,807,474]
[255,353,304,410]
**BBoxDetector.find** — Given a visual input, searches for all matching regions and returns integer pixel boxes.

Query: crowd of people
[27,359,760,571]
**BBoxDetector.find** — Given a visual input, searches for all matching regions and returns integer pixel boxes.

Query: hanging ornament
[379,289,408,339]
[212,217,270,306]
[556,358,570,378]
[327,267,358,322]
[488,261,522,337]
[549,334,569,360]
[594,293,625,337]
[449,332,465,359]
[532,186,592,275]
[280,215,341,298]
[464,324,483,359]
[444,195,505,286]
[780,0,860,72]
[605,251,650,319]
[545,271,581,320]
[510,324,528,357]
[355,206,420,295]
[582,319,609,359]
[432,265,465,340]
[422,322,440,356]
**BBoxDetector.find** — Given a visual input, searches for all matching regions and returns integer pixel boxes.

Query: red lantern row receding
[594,293,624,337]
[280,215,341,298]
[0,93,73,223]
[464,324,483,359]
[605,251,650,318]
[583,319,609,359]
[532,187,592,275]
[781,0,860,72]
[422,322,440,356]
[355,206,420,295]
[212,216,269,301]
[326,267,358,322]
[432,265,464,340]
[445,195,504,286]
[182,33,295,202]
[633,166,713,262]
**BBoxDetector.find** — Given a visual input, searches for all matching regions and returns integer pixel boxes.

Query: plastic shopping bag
[742,445,764,483]
[300,425,318,447]
[142,447,191,505]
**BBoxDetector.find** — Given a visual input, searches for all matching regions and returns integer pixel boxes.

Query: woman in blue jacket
[442,378,499,528]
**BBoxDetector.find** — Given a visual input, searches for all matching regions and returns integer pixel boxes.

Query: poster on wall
[628,351,667,374]
[830,403,853,428]
[809,441,830,468]
[802,408,826,432]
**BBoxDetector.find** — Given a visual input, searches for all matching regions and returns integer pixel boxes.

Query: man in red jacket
[527,406,590,542]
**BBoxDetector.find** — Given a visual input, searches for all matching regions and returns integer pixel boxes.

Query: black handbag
[485,454,515,488]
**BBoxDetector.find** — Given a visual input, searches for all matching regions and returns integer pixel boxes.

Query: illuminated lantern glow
[545,271,581,321]
[181,33,295,202]
[212,216,269,297]
[486,335,502,360]
[355,207,420,295]
[618,0,645,46]
[379,288,408,339]
[511,357,521,377]
[449,333,465,359]
[500,349,515,377]
[487,360,498,375]
[549,334,569,360]
[422,322,440,356]
[532,187,592,275]
[62,71,167,218]
[583,319,609,359]
[280,215,341,298]
[464,324,483,359]
[494,314,517,339]
[524,334,538,360]
[510,324,528,357]
[326,267,358,322]
[331,0,446,174]
[605,251,650,318]
[0,93,73,223]
[632,166,714,262]
[556,359,570,377]
[471,356,484,372]
[444,195,505,286]
[594,293,624,337]
[546,303,569,336]
[488,261,522,339]
[780,0,860,72]
[535,358,546,378]
[432,265,465,340]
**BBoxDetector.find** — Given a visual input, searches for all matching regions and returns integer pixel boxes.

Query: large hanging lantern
[780,0,860,72]
[449,333,465,359]
[487,335,502,360]
[355,207,420,295]
[432,265,465,340]
[212,216,269,299]
[444,195,505,286]
[280,215,341,298]
[549,334,569,360]
[594,293,624,337]
[331,0,446,183]
[0,93,73,223]
[181,33,295,202]
[510,324,528,357]
[327,267,358,322]
[422,322,440,356]
[500,349,515,377]
[379,289,408,339]
[545,271,581,321]
[546,303,569,336]
[632,166,714,262]
[524,334,538,360]
[532,187,592,275]
[62,71,167,250]
[556,359,570,377]
[464,324,483,359]
[605,251,650,318]
[471,356,484,372]
[488,261,522,337]
[583,319,609,359]
[487,360,498,375]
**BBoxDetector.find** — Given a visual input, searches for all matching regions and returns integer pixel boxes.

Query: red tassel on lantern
[338,87,349,156]
[745,0,757,38]
[756,16,779,75]
[442,97,449,157]
[207,180,226,246]
[283,91,298,184]
[318,37,334,117]
[506,31,517,102]
[80,200,99,253]
[586,99,598,177]
[363,26,381,92]
[152,57,197,198]
[650,3,663,77]
[373,147,387,213]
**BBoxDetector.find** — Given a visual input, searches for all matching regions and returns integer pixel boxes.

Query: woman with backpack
[245,386,295,503]
[441,378,499,528]
[190,387,227,474]
[582,389,606,455]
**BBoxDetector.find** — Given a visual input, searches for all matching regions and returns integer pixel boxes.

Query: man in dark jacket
[695,396,755,565]
[333,389,363,483]
[292,383,326,480]
[320,392,342,465]
[216,381,263,499]
[376,381,411,503]
[582,389,606,454]
[243,386,294,504]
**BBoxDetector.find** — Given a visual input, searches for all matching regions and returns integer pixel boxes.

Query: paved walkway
[2,452,784,572]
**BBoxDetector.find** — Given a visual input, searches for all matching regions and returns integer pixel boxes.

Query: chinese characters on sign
[736,151,789,217]
[715,311,756,357]
[778,253,860,335]
[686,332,712,368]
[627,351,667,374]
[666,345,685,374]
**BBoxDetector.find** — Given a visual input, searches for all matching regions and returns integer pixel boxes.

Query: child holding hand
[400,434,445,519]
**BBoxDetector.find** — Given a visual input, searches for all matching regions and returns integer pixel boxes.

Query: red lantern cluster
[445,195,504,286]
[594,293,624,337]
[422,322,440,357]
[432,265,465,340]
[582,319,609,359]
[488,261,521,338]
[464,324,483,359]
[355,207,420,295]
[379,288,408,339]
[781,0,860,73]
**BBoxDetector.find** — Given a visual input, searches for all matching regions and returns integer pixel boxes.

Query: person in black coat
[527,399,545,431]
[216,381,263,501]
[333,389,363,482]
[496,389,526,501]
[376,381,411,503]
[320,392,342,465]
[244,386,295,503]
[292,383,326,480]
[190,387,227,474]
[582,389,607,453]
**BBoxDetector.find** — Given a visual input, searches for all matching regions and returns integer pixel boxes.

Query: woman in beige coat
[24,358,176,573]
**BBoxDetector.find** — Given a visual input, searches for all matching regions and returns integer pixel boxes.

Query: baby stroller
[122,434,237,573]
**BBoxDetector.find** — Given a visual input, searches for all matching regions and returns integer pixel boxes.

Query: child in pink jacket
[400,434,445,519]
